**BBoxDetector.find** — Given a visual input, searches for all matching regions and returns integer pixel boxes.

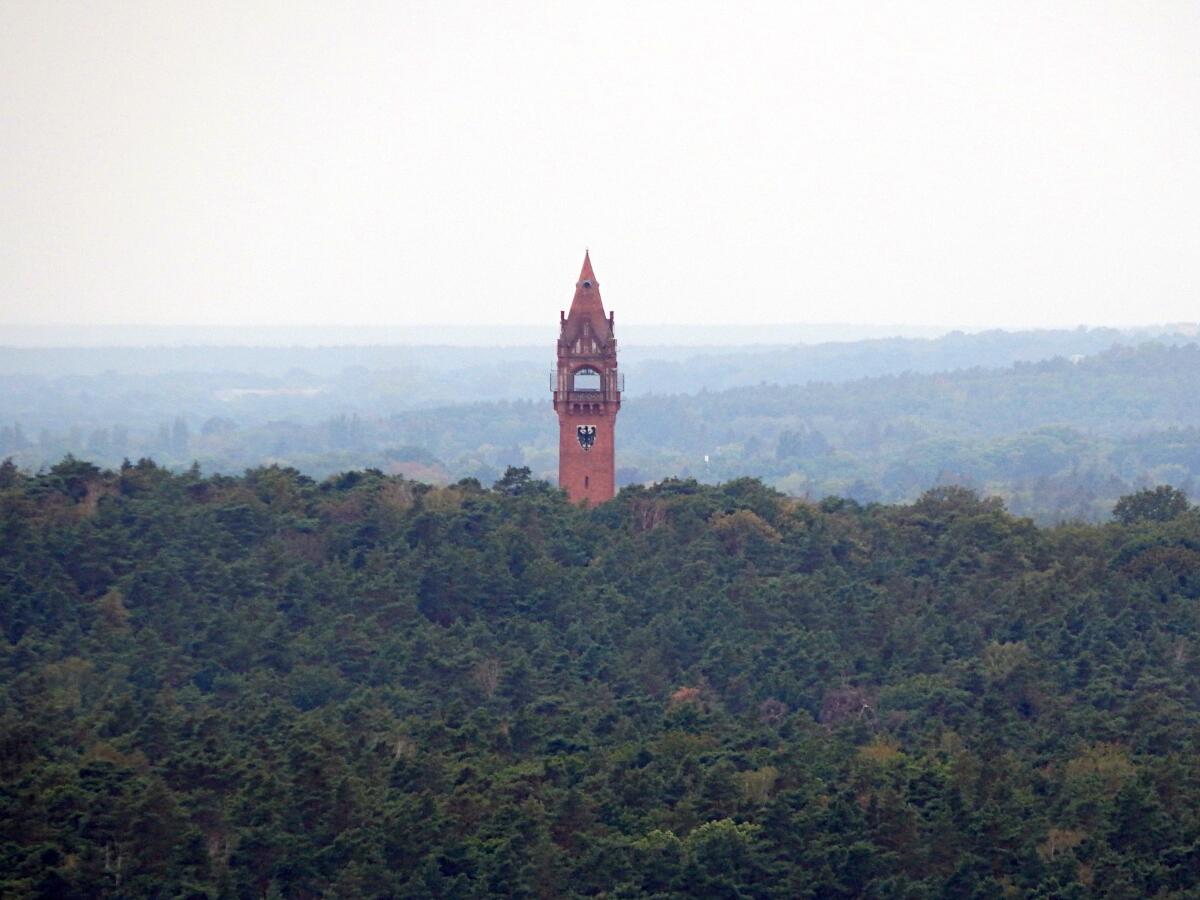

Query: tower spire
[564,250,608,340]
[578,250,596,285]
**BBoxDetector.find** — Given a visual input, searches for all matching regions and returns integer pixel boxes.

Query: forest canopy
[3,459,1200,896]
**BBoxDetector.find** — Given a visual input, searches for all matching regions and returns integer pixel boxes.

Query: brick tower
[553,251,622,504]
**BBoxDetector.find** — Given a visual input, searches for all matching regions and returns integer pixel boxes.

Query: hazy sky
[2,1,1198,329]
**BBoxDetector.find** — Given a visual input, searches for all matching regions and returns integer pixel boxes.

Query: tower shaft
[553,252,621,504]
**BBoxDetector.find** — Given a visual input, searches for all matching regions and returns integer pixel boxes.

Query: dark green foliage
[1112,485,1190,525]
[5,460,1200,896]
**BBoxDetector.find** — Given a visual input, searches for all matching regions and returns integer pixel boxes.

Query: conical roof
[578,250,596,285]
[561,251,612,344]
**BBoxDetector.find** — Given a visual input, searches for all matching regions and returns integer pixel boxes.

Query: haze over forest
[5,323,1200,523]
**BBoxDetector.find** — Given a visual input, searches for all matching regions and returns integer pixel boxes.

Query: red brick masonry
[552,252,621,504]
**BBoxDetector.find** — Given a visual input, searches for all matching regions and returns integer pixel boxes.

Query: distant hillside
[0,324,1190,383]
[136,341,1191,522]
[4,334,1200,522]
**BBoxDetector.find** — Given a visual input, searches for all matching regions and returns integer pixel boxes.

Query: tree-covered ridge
[7,339,1200,523]
[4,458,1200,897]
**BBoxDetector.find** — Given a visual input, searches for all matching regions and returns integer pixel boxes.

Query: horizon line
[1,321,1197,350]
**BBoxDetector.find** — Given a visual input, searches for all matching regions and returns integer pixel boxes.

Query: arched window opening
[573,367,601,392]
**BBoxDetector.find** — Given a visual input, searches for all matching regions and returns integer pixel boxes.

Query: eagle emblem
[577,425,597,450]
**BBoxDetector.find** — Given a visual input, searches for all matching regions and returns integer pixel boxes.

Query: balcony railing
[562,391,620,403]
[548,371,626,393]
